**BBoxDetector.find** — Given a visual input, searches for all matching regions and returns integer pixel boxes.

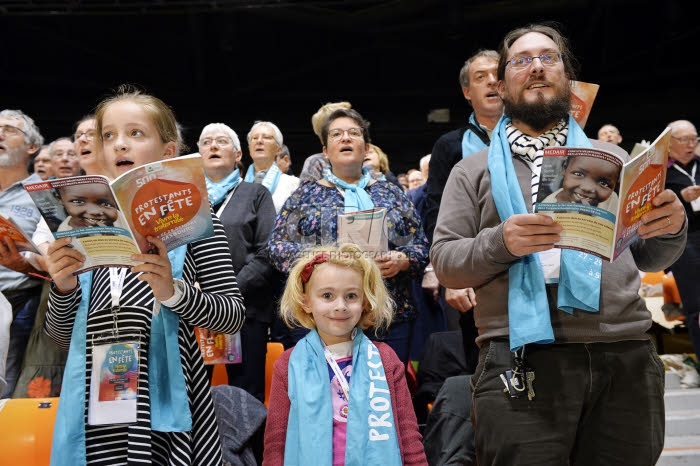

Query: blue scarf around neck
[205,168,241,207]
[487,114,601,351]
[51,246,191,466]
[284,329,402,466]
[323,167,375,213]
[244,162,281,194]
[461,112,490,158]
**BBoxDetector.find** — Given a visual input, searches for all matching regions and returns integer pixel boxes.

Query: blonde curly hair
[279,243,394,335]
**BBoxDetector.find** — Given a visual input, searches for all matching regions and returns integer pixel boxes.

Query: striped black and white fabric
[46,215,245,466]
[507,119,568,204]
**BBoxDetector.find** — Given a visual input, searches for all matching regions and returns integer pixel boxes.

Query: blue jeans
[1,287,42,398]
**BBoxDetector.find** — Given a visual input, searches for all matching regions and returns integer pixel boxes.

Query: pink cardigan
[262,341,428,465]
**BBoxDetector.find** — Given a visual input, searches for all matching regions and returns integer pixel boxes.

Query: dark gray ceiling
[2,0,697,173]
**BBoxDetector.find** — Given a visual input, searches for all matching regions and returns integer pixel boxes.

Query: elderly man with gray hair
[0,109,46,397]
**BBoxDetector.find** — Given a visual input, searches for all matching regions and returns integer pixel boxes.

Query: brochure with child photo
[534,127,672,262]
[24,154,214,273]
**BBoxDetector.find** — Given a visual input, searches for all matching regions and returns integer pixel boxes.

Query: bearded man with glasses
[0,109,46,398]
[431,23,687,465]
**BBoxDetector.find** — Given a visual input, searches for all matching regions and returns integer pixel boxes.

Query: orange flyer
[569,80,599,129]
[194,327,242,365]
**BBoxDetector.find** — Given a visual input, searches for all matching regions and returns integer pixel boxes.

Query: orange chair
[211,363,228,386]
[265,342,285,407]
[0,397,58,465]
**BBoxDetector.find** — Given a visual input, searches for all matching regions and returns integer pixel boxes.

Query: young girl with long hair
[44,85,245,466]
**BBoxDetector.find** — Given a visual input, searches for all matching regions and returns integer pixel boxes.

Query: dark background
[2,0,698,175]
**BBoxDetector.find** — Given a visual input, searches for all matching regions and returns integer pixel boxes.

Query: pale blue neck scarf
[323,167,374,213]
[244,162,281,194]
[284,329,402,466]
[205,168,241,207]
[51,246,191,466]
[487,114,601,351]
[461,112,490,158]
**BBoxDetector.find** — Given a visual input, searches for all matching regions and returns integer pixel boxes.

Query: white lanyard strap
[108,267,128,340]
[323,345,350,401]
[672,161,697,186]
[215,185,238,217]
[109,267,128,311]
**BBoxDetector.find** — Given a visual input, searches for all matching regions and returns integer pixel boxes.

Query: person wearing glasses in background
[431,23,686,465]
[48,137,83,179]
[32,145,54,180]
[245,121,299,213]
[665,119,700,374]
[0,109,46,397]
[198,122,281,404]
[11,114,117,398]
[73,114,104,177]
[268,108,429,364]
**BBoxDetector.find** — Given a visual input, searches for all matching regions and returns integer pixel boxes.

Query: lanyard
[672,161,697,186]
[108,267,128,339]
[323,345,350,402]
[109,267,128,310]
[215,185,239,217]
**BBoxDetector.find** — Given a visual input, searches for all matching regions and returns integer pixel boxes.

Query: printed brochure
[534,127,671,261]
[24,154,214,273]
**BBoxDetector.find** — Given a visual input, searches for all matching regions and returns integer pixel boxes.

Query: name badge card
[691,197,700,212]
[88,341,139,425]
[538,249,561,284]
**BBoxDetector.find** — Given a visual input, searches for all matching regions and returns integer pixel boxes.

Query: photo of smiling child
[540,152,622,215]
[54,182,129,233]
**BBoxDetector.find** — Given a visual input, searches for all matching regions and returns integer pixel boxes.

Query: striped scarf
[507,119,568,204]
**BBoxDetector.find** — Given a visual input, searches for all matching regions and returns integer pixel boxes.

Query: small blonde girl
[263,243,427,466]
[278,242,393,335]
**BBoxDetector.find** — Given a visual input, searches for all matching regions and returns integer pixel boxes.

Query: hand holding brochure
[24,154,214,273]
[0,214,42,254]
[534,127,671,262]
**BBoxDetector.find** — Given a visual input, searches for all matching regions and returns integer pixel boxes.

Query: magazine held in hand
[0,214,42,254]
[24,154,214,273]
[534,127,672,262]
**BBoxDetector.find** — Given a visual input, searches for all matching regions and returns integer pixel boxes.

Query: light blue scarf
[284,329,402,466]
[487,114,601,351]
[461,112,490,158]
[205,168,241,206]
[323,167,375,213]
[244,162,281,194]
[51,246,191,466]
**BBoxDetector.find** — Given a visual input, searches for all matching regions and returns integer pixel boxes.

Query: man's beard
[503,90,571,133]
[0,146,28,168]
